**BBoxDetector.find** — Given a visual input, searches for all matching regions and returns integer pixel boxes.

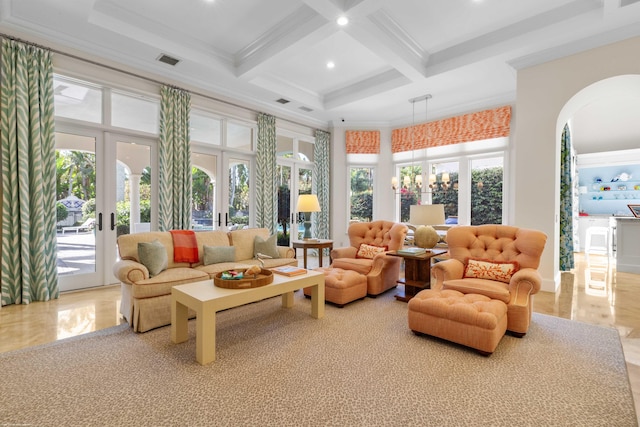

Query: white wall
[514,36,640,292]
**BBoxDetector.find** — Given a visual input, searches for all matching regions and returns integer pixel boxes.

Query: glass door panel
[192,153,218,230]
[115,141,152,235]
[55,131,101,291]
[276,164,293,245]
[227,158,250,230]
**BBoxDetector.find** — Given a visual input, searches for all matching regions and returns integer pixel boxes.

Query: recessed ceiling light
[336,16,349,26]
[327,61,335,69]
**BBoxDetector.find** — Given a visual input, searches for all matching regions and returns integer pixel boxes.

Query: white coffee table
[171,270,325,365]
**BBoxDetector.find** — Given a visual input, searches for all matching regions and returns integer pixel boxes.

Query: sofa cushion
[254,234,280,259]
[464,258,519,284]
[131,268,210,299]
[356,243,387,259]
[203,245,236,265]
[229,228,270,261]
[138,240,168,277]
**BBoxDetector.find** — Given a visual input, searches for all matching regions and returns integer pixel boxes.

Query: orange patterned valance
[391,106,511,153]
[345,130,380,154]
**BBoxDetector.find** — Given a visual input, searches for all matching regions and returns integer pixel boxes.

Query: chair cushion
[464,258,519,283]
[442,278,511,303]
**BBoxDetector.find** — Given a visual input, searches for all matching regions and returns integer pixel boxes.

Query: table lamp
[296,194,321,240]
[409,204,446,248]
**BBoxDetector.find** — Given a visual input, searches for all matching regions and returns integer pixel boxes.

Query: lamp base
[302,221,312,239]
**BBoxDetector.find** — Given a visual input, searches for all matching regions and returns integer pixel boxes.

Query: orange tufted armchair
[330,220,408,296]
[431,225,547,336]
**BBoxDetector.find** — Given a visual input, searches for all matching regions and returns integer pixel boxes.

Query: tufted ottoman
[304,267,367,308]
[408,289,508,355]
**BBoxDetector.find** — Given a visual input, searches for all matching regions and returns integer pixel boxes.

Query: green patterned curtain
[158,86,192,231]
[256,113,277,233]
[559,123,575,270]
[313,130,330,241]
[0,39,58,305]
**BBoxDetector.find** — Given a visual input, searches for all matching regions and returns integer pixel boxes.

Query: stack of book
[396,247,427,256]
[271,266,307,276]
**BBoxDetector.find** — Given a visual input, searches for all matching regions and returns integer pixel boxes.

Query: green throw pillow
[254,234,280,259]
[203,245,236,266]
[138,240,168,277]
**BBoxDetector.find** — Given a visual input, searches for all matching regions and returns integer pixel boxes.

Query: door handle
[98,213,103,231]
[225,213,230,226]
[217,212,222,227]
[110,213,115,231]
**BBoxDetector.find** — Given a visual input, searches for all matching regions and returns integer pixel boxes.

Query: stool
[304,267,367,308]
[584,226,609,255]
[408,289,508,355]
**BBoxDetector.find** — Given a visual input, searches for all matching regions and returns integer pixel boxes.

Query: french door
[55,126,157,291]
[276,162,314,246]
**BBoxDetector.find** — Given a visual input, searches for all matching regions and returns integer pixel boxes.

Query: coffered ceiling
[2,0,640,153]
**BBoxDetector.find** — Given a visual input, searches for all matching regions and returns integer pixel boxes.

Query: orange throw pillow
[464,258,519,283]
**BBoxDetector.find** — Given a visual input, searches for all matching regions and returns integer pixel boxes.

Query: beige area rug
[0,289,636,427]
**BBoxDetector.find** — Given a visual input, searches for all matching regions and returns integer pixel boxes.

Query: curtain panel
[256,113,277,234]
[559,123,575,271]
[345,130,380,154]
[313,130,330,242]
[0,39,58,305]
[391,106,511,153]
[158,86,192,231]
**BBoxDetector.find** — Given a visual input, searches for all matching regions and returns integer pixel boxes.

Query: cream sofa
[113,228,297,332]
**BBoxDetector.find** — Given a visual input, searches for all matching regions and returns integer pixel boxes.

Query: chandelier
[392,94,432,192]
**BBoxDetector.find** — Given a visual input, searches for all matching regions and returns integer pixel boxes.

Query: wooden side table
[387,248,448,302]
[291,239,334,269]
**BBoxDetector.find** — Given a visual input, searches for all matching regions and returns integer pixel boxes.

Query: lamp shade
[296,194,321,213]
[409,204,446,226]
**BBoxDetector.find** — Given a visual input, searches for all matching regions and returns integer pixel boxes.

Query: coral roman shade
[391,106,511,153]
[345,130,380,154]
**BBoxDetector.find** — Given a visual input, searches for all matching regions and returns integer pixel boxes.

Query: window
[191,111,221,145]
[111,91,159,134]
[471,157,504,225]
[227,122,253,151]
[350,167,374,222]
[53,75,102,123]
[431,161,459,222]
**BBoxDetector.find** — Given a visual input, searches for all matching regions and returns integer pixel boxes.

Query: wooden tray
[213,268,273,289]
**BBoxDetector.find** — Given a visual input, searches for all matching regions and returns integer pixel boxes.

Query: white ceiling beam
[88,0,233,71]
[323,68,410,109]
[234,5,331,79]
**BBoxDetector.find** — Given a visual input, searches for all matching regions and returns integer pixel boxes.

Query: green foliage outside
[56,202,68,222]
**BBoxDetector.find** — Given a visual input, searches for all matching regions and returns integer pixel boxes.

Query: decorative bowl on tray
[213,268,273,289]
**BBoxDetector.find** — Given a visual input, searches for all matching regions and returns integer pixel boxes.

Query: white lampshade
[409,204,446,226]
[296,194,321,213]
[441,172,450,183]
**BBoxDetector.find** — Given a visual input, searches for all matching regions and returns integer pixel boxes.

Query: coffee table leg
[196,309,216,365]
[282,291,294,308]
[310,280,325,319]
[171,299,189,343]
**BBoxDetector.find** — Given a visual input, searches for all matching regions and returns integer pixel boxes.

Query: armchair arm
[113,259,149,285]
[431,259,465,290]
[331,246,357,259]
[508,268,542,306]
